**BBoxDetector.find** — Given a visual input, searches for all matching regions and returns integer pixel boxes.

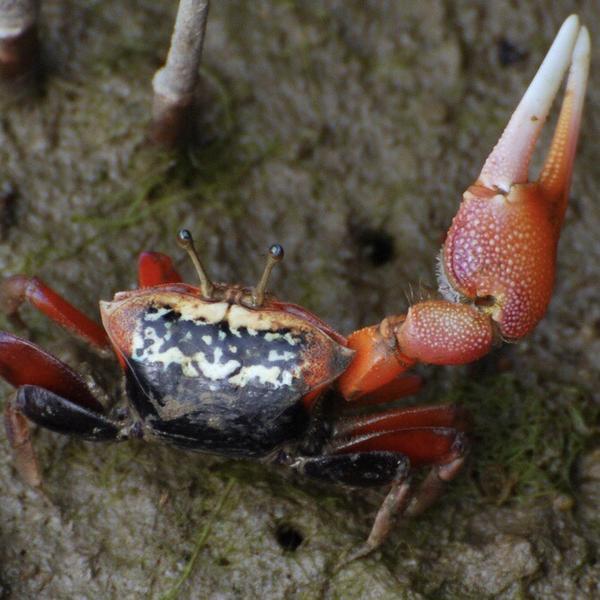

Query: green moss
[160,478,236,600]
[445,374,598,505]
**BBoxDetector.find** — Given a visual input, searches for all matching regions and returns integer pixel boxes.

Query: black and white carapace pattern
[133,304,303,391]
[101,290,353,457]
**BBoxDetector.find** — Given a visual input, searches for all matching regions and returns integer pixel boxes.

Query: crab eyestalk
[176,228,214,299]
[252,244,284,307]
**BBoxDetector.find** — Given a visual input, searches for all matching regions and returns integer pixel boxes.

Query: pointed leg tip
[332,543,377,573]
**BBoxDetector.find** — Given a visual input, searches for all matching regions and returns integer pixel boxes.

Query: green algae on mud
[445,374,598,506]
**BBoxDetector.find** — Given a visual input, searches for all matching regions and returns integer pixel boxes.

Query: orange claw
[339,17,590,400]
[442,15,590,340]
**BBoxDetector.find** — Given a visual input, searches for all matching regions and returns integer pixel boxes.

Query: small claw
[442,16,590,340]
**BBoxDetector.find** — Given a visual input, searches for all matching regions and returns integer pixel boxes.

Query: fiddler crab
[0,16,591,560]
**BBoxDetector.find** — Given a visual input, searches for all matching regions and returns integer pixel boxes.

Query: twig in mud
[150,0,210,147]
[0,0,41,96]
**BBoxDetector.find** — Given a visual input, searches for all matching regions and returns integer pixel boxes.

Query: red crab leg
[0,275,110,350]
[137,251,183,287]
[0,332,104,487]
[335,404,469,438]
[336,320,422,402]
[4,397,42,488]
[343,374,422,406]
[0,332,104,411]
[338,16,590,399]
[333,426,462,468]
[338,305,492,399]
[331,404,468,561]
[352,449,466,562]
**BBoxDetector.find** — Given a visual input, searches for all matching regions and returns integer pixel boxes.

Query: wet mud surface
[0,2,599,598]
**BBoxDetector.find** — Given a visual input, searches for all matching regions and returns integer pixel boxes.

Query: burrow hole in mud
[275,523,304,552]
[352,225,395,267]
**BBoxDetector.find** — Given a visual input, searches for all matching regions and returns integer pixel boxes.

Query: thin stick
[0,0,40,95]
[150,0,210,147]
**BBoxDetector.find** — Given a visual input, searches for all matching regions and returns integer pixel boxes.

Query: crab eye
[269,244,285,261]
[177,229,192,244]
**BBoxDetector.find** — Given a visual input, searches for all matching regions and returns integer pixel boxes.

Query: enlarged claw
[441,15,590,340]
[339,16,590,398]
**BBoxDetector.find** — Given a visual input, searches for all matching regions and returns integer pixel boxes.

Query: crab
[0,16,590,559]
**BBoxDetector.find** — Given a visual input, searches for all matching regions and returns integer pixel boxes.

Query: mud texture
[0,2,599,599]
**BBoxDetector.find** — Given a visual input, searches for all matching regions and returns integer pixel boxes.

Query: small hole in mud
[497,38,528,67]
[275,523,304,552]
[353,226,395,267]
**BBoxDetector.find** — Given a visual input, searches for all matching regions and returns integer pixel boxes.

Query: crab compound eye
[269,244,285,261]
[177,229,193,246]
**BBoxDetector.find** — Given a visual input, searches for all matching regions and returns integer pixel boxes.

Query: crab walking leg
[4,394,41,488]
[137,252,183,287]
[0,275,110,350]
[406,455,467,517]
[0,332,104,409]
[356,452,467,560]
[291,451,413,564]
[332,426,466,468]
[327,409,467,561]
[344,478,413,563]
[0,332,107,487]
[334,404,470,439]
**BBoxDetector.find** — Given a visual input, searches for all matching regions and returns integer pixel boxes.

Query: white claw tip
[478,15,587,192]
[574,26,591,61]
